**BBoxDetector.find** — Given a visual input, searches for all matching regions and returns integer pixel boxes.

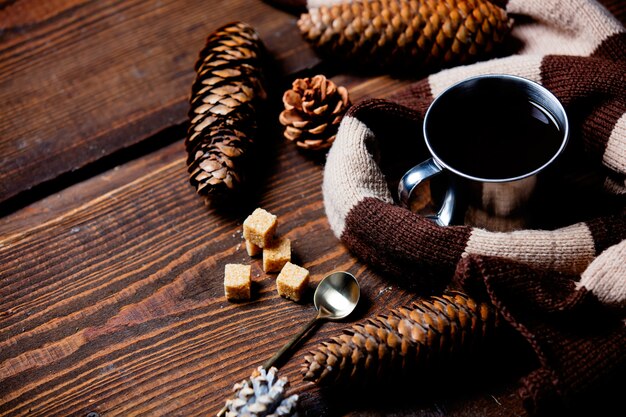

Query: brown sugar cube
[243,208,277,248]
[245,240,262,257]
[224,264,251,301]
[276,262,310,302]
[262,237,291,273]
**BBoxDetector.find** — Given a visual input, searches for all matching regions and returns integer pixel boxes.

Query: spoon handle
[262,314,320,370]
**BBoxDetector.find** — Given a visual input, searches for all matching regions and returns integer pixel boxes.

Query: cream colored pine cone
[223,366,299,417]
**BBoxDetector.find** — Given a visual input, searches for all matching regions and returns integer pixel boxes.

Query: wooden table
[1,1,624,416]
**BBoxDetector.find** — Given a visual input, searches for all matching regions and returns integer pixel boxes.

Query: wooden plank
[0,0,319,204]
[334,73,417,102]
[0,133,185,236]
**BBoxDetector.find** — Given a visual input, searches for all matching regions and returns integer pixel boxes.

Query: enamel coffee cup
[398,74,569,231]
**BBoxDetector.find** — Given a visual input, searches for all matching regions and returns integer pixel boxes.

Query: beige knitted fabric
[323,116,394,236]
[465,224,597,274]
[579,239,626,308]
[503,0,622,55]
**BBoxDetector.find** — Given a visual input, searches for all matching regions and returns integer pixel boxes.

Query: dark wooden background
[1,1,624,416]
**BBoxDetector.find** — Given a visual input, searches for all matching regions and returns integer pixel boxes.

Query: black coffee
[426,82,563,180]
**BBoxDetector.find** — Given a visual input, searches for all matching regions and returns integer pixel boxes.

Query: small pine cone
[298,0,512,71]
[185,22,266,197]
[279,75,350,150]
[302,291,497,385]
[223,366,299,417]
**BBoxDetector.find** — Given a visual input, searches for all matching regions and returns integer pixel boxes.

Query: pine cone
[302,291,497,385]
[279,75,351,150]
[223,366,299,417]
[298,0,511,71]
[185,22,266,197]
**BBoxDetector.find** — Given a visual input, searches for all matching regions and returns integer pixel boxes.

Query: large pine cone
[279,75,351,150]
[223,366,299,417]
[302,292,497,385]
[298,0,512,71]
[185,22,266,197]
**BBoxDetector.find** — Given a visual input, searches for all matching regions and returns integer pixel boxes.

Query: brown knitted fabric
[453,254,626,414]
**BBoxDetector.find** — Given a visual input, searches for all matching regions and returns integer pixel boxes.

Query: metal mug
[398,74,569,231]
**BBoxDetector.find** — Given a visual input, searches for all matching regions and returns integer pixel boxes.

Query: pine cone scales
[186,22,266,196]
[303,292,496,385]
[279,75,350,150]
[298,0,511,70]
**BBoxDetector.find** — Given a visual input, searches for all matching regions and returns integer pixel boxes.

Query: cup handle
[398,158,455,226]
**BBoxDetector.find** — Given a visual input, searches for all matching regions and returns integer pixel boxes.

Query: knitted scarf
[314,0,626,413]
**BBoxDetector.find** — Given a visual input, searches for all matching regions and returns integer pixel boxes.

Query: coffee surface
[426,90,563,180]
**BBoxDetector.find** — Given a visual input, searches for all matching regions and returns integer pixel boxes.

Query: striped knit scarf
[314,0,626,413]
[323,0,626,291]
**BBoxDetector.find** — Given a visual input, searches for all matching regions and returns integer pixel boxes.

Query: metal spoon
[217,272,360,416]
[262,270,361,370]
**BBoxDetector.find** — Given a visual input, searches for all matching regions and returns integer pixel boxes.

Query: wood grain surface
[1,0,624,416]
[0,0,318,204]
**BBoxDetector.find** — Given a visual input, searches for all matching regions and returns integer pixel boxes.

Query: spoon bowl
[314,271,360,319]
